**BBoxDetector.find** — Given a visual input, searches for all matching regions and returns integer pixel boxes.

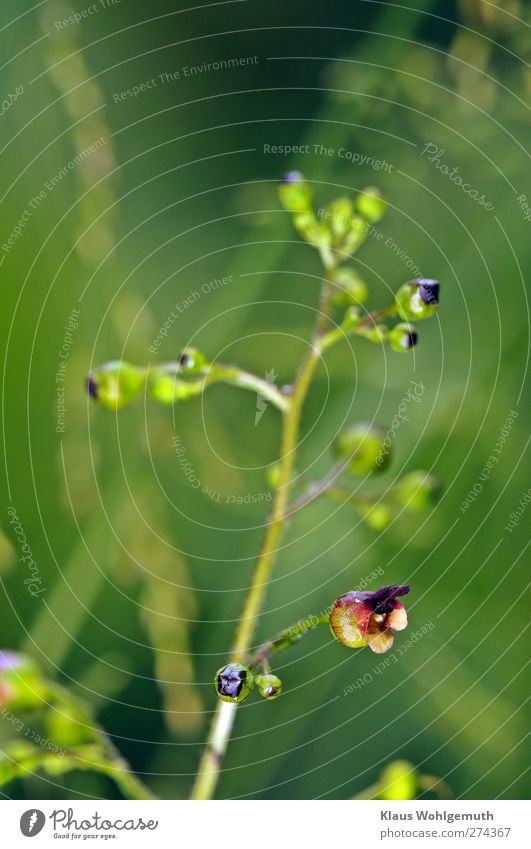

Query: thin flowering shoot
[208,586,412,704]
[86,174,441,800]
[87,349,289,413]
[284,415,443,531]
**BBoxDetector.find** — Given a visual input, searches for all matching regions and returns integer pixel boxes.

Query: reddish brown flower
[329,584,410,654]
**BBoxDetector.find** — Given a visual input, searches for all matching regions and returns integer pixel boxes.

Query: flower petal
[388,602,408,632]
[366,629,395,654]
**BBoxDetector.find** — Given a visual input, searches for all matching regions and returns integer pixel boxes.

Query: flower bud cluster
[214,662,284,704]
[278,173,388,271]
[328,422,442,529]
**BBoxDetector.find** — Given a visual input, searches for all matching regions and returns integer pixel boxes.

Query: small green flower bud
[293,211,332,249]
[278,171,313,211]
[215,663,254,703]
[387,322,418,352]
[255,673,283,700]
[333,422,391,474]
[361,503,393,531]
[394,471,442,511]
[266,463,282,489]
[342,215,368,254]
[395,278,440,321]
[379,760,418,800]
[326,197,354,240]
[356,187,387,222]
[178,347,209,375]
[86,361,146,410]
[331,268,369,307]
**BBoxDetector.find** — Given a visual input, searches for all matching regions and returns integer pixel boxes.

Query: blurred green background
[0,0,529,800]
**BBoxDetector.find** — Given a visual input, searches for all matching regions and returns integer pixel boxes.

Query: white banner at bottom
[0,799,525,847]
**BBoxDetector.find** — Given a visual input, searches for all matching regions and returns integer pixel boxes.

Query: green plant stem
[288,482,382,527]
[103,761,155,800]
[359,304,398,326]
[323,485,375,506]
[285,460,347,515]
[210,365,289,412]
[190,260,337,801]
[247,612,330,671]
[151,362,289,412]
[319,303,398,354]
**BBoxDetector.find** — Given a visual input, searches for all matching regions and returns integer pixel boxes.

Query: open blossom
[329,584,410,654]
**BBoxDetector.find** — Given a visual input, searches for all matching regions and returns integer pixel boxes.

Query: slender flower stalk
[318,303,399,354]
[190,257,338,800]
[208,364,289,413]
[289,481,375,515]
[247,612,331,671]
[285,460,349,515]
[86,357,288,413]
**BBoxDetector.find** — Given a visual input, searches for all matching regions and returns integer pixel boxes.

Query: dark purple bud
[86,376,98,400]
[388,322,418,352]
[396,279,440,320]
[214,662,254,703]
[418,280,440,306]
